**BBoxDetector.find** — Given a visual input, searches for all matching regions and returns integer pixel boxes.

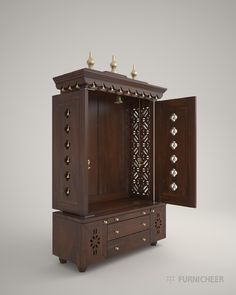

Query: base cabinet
[53,203,166,272]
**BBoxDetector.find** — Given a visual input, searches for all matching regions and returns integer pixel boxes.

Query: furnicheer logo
[166,275,224,284]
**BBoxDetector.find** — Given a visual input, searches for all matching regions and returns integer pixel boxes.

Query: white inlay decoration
[170,141,178,150]
[170,155,178,163]
[170,182,178,191]
[170,127,178,136]
[170,113,178,122]
[170,168,178,177]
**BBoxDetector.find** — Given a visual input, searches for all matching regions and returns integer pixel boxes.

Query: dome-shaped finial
[131,64,137,79]
[110,55,118,73]
[87,51,95,69]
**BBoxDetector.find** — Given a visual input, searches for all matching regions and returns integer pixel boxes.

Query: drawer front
[108,230,150,257]
[108,215,150,240]
[107,209,149,224]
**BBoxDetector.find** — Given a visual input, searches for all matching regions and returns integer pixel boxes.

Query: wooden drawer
[107,209,149,224]
[108,215,150,240]
[108,230,150,257]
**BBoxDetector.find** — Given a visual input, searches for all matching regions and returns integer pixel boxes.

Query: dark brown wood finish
[52,89,89,215]
[53,68,167,99]
[53,202,166,271]
[88,93,98,197]
[97,93,129,200]
[150,204,166,243]
[108,215,150,240]
[155,97,196,207]
[108,230,150,257]
[52,67,197,272]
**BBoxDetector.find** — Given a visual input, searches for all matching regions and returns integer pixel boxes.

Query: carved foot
[77,266,87,272]
[59,258,67,264]
[151,241,157,246]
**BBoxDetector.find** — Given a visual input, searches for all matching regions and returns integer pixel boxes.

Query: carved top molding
[53,68,167,100]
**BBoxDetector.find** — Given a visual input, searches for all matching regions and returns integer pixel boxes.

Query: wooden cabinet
[52,68,196,272]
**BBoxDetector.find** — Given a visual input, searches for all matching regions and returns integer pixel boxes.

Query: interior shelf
[88,198,160,217]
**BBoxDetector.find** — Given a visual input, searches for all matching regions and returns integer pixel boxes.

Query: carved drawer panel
[108,230,150,257]
[108,215,150,240]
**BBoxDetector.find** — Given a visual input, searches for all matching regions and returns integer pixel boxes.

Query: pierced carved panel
[90,228,101,256]
[130,104,152,197]
[154,213,163,235]
[150,206,166,242]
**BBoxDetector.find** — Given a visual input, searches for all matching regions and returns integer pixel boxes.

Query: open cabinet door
[155,97,196,207]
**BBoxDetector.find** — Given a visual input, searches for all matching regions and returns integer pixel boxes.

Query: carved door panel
[155,97,196,208]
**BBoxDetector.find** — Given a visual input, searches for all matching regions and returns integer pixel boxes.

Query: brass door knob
[115,246,119,251]
[142,237,147,242]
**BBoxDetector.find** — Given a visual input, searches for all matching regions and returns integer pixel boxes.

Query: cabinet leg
[77,266,87,272]
[151,241,157,246]
[59,258,67,264]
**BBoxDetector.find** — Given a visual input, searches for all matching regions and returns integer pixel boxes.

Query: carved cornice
[53,68,167,100]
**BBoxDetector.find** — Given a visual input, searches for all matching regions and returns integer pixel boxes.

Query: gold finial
[131,64,137,79]
[87,51,95,69]
[110,55,118,73]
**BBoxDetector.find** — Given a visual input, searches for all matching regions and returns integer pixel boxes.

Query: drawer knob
[142,237,147,242]
[115,230,120,234]
[103,220,108,224]
[142,211,147,215]
[115,217,120,222]
[142,223,147,227]
[151,209,155,213]
[115,246,120,251]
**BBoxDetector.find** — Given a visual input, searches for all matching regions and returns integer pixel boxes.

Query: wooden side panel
[88,94,98,197]
[53,213,81,265]
[53,213,107,269]
[155,97,196,208]
[83,220,107,265]
[150,205,166,243]
[52,89,88,215]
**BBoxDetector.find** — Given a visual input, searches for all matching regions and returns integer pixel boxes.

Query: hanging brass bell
[114,95,123,104]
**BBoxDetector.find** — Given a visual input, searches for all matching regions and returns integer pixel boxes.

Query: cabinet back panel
[88,92,129,204]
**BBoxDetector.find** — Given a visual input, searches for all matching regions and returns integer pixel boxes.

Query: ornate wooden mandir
[52,64,196,272]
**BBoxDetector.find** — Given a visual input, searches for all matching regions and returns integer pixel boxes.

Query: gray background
[0,0,235,294]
